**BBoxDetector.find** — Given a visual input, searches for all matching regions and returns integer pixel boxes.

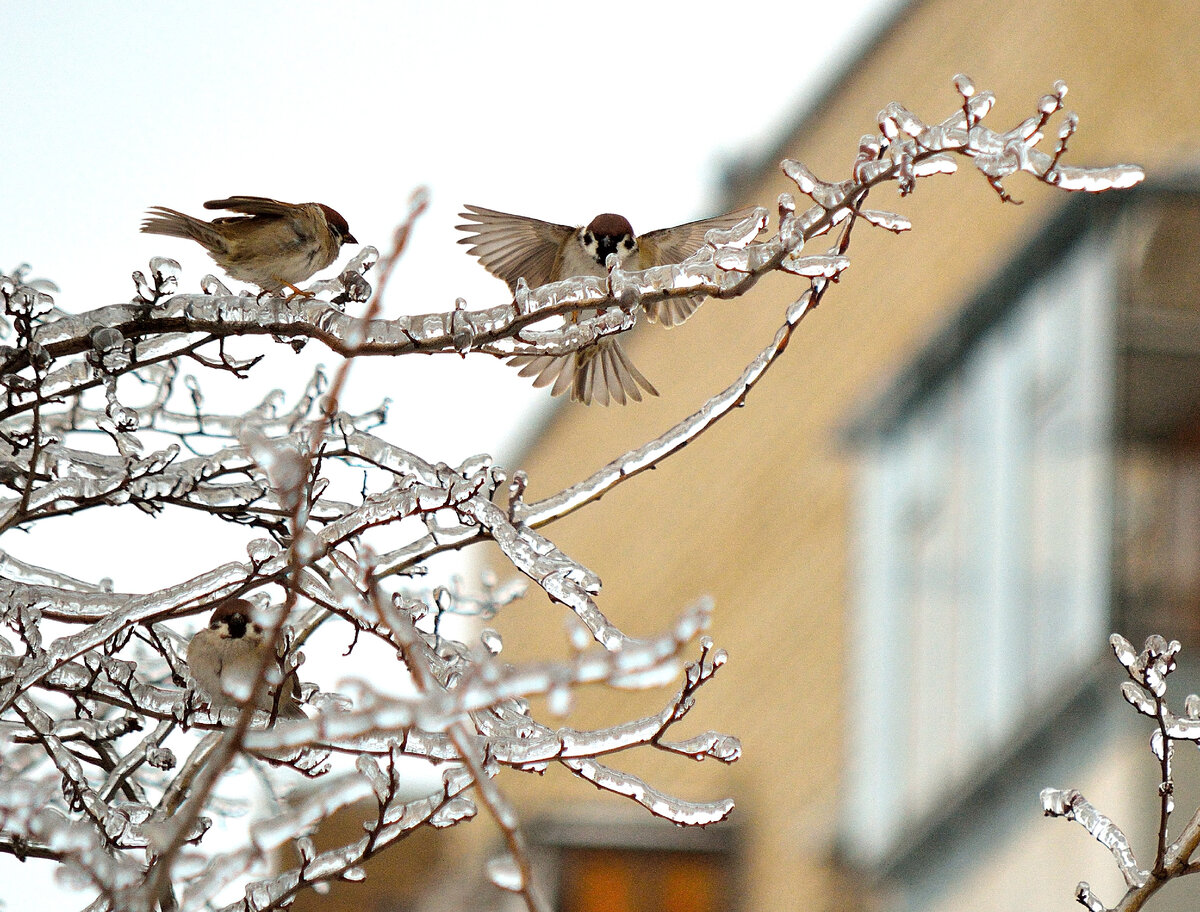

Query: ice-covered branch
[0,82,1141,435]
[1045,635,1200,911]
[0,77,1144,912]
[519,286,815,526]
[1041,787,1147,890]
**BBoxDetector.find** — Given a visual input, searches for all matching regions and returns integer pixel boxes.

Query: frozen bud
[430,796,476,828]
[200,274,231,296]
[90,327,124,353]
[335,269,372,304]
[27,340,51,370]
[247,537,281,562]
[1151,728,1171,761]
[246,882,273,910]
[149,256,181,296]
[480,628,503,655]
[88,326,133,373]
[1186,693,1200,719]
[1142,634,1170,657]
[296,836,316,864]
[0,372,35,392]
[513,277,532,315]
[1120,680,1156,715]
[782,159,819,194]
[108,403,139,432]
[508,469,528,502]
[1110,633,1136,668]
[131,270,155,303]
[452,298,475,353]
[1075,883,1105,912]
[860,210,912,233]
[912,154,958,177]
[347,245,380,275]
[103,657,135,687]
[1040,786,1079,817]
[709,735,741,761]
[356,755,390,803]
[243,429,308,506]
[953,73,975,97]
[146,747,176,770]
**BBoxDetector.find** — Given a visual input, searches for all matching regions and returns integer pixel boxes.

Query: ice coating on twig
[0,78,1145,912]
[1045,634,1200,909]
[1041,788,1147,888]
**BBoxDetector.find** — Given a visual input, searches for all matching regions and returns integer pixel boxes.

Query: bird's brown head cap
[318,204,357,245]
[586,213,634,239]
[209,598,257,638]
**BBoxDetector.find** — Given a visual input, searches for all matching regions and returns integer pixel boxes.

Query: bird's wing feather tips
[456,204,573,291]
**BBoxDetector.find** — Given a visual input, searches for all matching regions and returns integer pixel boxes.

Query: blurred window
[559,847,729,912]
[842,229,1118,865]
[529,818,735,912]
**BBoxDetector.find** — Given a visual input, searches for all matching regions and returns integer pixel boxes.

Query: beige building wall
[438,3,1200,912]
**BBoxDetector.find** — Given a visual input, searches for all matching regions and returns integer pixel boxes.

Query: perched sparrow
[457,205,754,405]
[141,196,357,294]
[186,598,306,720]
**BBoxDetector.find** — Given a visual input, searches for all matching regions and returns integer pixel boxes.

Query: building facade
[372,3,1200,911]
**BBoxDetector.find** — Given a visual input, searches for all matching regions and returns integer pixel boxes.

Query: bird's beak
[343,232,358,245]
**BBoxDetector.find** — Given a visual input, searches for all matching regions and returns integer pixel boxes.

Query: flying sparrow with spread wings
[186,598,306,720]
[142,196,356,294]
[457,205,754,405]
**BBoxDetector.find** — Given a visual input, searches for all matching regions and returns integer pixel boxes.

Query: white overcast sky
[3,0,898,592]
[2,1,896,905]
[4,0,896,463]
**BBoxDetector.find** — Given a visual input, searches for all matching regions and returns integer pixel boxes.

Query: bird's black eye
[621,238,634,251]
[583,231,594,246]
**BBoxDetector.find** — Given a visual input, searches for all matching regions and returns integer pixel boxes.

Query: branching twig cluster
[1043,634,1200,912]
[0,77,1141,912]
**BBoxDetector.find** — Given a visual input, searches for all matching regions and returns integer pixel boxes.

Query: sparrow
[186,598,306,720]
[457,205,755,405]
[141,196,357,294]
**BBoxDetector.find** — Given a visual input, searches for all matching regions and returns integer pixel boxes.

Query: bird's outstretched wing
[638,207,761,326]
[457,205,574,292]
[639,206,760,266]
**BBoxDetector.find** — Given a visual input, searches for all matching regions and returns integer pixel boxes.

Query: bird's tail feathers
[645,295,703,327]
[508,338,658,406]
[140,207,228,252]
